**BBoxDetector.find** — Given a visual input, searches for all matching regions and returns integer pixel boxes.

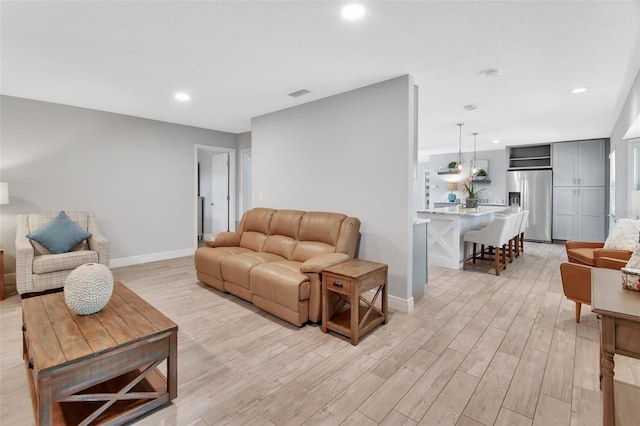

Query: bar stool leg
[463,241,468,270]
[504,244,508,270]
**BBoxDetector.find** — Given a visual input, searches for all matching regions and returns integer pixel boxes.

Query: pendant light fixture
[472,132,478,175]
[456,123,464,171]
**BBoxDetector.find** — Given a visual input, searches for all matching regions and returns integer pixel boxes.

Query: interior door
[211,153,229,235]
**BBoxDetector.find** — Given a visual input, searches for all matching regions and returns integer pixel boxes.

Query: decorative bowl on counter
[622,267,640,291]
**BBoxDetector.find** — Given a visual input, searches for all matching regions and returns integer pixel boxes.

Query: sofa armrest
[559,262,592,305]
[595,256,628,270]
[300,253,350,274]
[89,232,110,266]
[15,230,35,294]
[594,249,632,262]
[565,241,605,250]
[207,232,241,248]
[16,234,34,265]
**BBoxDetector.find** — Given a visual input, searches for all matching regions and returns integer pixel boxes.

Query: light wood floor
[1,242,637,425]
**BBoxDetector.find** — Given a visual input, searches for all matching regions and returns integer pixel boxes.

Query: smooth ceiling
[2,1,639,155]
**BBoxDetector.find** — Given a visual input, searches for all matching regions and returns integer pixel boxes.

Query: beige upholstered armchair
[16,211,110,296]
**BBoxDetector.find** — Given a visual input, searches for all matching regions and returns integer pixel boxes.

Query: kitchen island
[417,206,507,269]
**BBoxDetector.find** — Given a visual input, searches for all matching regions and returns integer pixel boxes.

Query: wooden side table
[322,259,388,345]
[0,244,4,301]
[592,268,640,426]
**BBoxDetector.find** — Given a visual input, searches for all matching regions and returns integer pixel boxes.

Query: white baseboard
[110,248,195,268]
[365,289,414,313]
[111,250,415,313]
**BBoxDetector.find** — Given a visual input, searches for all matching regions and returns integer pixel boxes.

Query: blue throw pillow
[27,211,92,254]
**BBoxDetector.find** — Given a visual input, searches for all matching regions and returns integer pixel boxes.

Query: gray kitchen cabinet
[552,139,605,187]
[553,186,605,241]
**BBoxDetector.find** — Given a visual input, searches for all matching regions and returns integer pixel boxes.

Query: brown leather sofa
[194,208,361,326]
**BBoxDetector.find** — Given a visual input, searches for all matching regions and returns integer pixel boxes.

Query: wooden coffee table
[22,282,178,425]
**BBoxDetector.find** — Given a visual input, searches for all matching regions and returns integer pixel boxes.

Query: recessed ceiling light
[485,68,502,78]
[174,92,190,101]
[288,89,310,98]
[341,3,366,21]
[492,140,500,144]
[571,87,587,94]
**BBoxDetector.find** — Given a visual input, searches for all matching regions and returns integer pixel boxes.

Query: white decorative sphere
[64,263,114,315]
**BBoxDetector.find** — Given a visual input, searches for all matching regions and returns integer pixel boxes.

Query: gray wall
[425,149,508,207]
[0,95,237,272]
[236,132,252,223]
[252,76,416,301]
[610,69,640,220]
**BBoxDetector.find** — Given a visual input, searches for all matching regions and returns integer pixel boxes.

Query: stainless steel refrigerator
[506,169,552,243]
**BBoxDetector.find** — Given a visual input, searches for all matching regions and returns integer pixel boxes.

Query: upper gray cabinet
[508,144,551,170]
[552,139,605,187]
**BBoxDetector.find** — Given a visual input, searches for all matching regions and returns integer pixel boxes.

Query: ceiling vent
[463,103,480,111]
[288,89,310,98]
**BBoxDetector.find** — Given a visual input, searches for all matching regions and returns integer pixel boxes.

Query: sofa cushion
[195,246,252,281]
[221,252,286,290]
[239,232,268,252]
[298,212,345,246]
[263,235,298,260]
[251,261,310,312]
[27,211,92,254]
[270,210,305,238]
[237,208,274,251]
[627,245,640,270]
[603,218,640,252]
[566,248,596,266]
[242,208,275,234]
[28,211,91,255]
[33,250,98,274]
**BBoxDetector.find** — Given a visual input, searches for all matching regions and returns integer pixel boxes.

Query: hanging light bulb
[456,123,464,171]
[472,132,478,175]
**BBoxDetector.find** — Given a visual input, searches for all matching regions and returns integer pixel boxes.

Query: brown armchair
[565,240,632,266]
[560,257,628,323]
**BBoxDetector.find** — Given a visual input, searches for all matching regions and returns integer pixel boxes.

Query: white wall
[0,95,237,272]
[610,69,640,220]
[252,76,415,302]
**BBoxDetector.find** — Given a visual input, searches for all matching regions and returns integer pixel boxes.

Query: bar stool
[463,214,518,276]
[510,211,525,258]
[518,210,529,254]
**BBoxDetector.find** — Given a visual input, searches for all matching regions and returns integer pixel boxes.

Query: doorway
[211,152,230,234]
[195,145,236,243]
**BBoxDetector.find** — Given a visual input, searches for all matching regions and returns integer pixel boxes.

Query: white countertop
[417,206,507,216]
[413,218,430,225]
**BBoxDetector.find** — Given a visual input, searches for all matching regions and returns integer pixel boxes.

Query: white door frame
[194,145,236,244]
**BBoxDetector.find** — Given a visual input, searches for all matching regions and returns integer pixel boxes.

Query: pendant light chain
[457,123,463,169]
[472,132,478,175]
